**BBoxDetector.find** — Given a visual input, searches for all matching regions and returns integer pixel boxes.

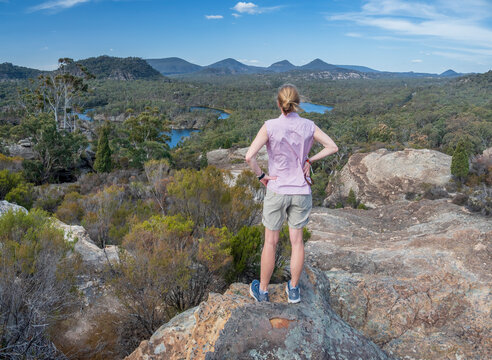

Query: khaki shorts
[262,188,312,231]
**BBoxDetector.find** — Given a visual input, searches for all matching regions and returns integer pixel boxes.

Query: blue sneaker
[249,280,269,302]
[286,280,301,303]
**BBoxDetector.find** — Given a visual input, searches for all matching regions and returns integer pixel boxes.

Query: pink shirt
[265,112,315,195]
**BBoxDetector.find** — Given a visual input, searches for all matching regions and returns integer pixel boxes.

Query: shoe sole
[286,284,301,304]
[249,286,259,302]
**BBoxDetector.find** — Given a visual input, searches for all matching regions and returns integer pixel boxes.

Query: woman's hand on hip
[260,175,277,187]
[303,161,311,176]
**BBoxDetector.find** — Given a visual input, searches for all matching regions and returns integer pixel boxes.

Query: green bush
[228,225,263,282]
[0,169,24,199]
[94,123,113,173]
[0,208,80,358]
[227,224,311,283]
[451,139,470,182]
[347,188,357,208]
[5,182,34,209]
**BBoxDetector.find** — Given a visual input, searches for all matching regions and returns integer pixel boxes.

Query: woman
[245,84,338,303]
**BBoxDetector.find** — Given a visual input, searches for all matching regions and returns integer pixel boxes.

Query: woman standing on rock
[245,84,338,303]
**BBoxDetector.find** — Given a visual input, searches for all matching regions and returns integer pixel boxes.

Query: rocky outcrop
[126,267,392,360]
[126,196,491,360]
[307,199,491,360]
[5,139,36,160]
[325,148,452,208]
[0,199,28,215]
[53,219,120,271]
[207,146,269,181]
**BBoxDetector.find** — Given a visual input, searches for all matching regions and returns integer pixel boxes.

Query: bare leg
[260,228,280,292]
[289,227,304,287]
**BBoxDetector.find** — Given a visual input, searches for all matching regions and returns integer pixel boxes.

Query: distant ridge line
[1,56,469,80]
[143,57,465,78]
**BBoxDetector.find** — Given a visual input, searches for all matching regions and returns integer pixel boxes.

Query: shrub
[56,191,84,224]
[32,184,67,213]
[228,225,263,282]
[93,123,113,173]
[451,139,470,182]
[347,188,357,208]
[5,182,34,209]
[81,185,131,247]
[110,214,232,350]
[0,208,81,359]
[227,224,311,283]
[167,166,261,233]
[0,169,24,199]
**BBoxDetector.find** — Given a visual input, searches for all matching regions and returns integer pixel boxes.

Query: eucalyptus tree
[36,58,94,131]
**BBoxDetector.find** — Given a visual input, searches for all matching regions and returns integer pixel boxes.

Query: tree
[451,139,470,182]
[121,107,171,169]
[94,123,113,173]
[18,113,88,184]
[143,159,170,214]
[35,58,94,131]
[347,188,357,208]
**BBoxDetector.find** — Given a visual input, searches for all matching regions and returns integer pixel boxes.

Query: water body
[167,129,200,148]
[167,107,230,148]
[190,106,230,119]
[299,102,333,114]
[73,109,95,121]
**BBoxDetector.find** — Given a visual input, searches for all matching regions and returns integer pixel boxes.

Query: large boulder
[126,267,393,360]
[53,219,120,271]
[325,148,452,208]
[5,139,36,160]
[0,199,28,215]
[307,199,491,359]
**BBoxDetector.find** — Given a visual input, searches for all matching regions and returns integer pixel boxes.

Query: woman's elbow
[245,153,253,163]
[333,145,339,153]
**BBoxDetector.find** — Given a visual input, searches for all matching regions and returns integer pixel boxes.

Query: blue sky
[0,0,491,73]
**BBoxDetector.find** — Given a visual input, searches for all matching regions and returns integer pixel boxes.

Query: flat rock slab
[306,199,492,359]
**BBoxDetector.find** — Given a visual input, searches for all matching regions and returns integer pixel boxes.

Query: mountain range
[0,56,464,80]
[144,57,463,78]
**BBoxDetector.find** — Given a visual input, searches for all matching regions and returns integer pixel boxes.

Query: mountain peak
[301,58,339,71]
[268,60,296,72]
[440,69,459,77]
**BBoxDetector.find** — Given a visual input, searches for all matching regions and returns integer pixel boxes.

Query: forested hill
[0,62,42,80]
[75,56,163,80]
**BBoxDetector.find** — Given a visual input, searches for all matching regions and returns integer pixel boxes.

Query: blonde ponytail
[277,84,301,114]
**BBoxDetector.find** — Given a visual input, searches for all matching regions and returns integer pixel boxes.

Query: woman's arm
[303,125,339,175]
[245,124,277,186]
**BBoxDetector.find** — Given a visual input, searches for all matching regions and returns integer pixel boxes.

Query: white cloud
[231,2,282,15]
[345,32,362,37]
[205,15,223,19]
[411,59,423,62]
[232,13,241,18]
[239,59,260,64]
[233,2,259,14]
[29,0,90,12]
[328,0,492,49]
